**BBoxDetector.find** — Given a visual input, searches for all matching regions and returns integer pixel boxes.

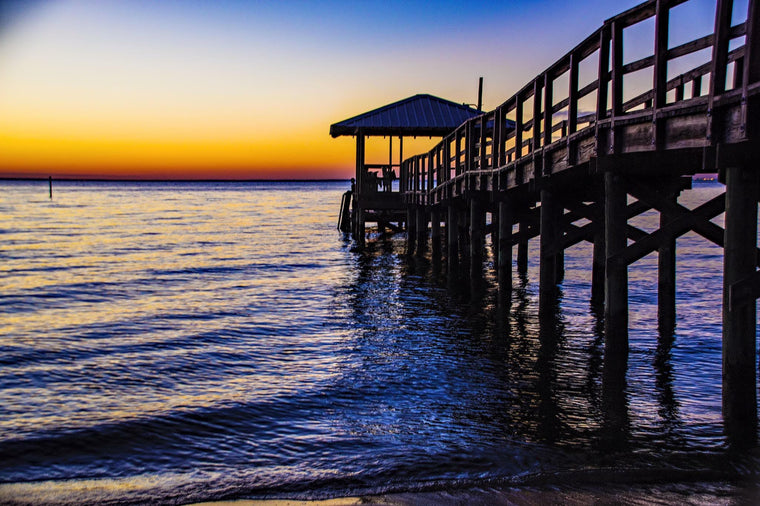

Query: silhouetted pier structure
[332,0,760,440]
[330,94,482,245]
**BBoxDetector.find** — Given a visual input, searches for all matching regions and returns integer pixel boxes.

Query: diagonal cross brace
[609,184,728,268]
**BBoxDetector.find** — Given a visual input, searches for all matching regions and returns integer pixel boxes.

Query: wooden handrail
[400,0,754,197]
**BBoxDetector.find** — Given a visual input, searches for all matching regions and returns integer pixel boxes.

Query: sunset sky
[0,0,722,180]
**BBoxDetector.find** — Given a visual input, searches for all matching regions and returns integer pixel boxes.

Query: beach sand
[187,480,760,505]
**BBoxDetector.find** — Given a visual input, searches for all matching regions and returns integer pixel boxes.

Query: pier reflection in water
[1,180,756,504]
[345,183,751,478]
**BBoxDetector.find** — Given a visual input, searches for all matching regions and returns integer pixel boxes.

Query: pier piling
[447,205,460,273]
[722,164,758,439]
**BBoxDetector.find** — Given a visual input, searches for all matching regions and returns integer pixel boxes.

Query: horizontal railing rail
[401,0,757,201]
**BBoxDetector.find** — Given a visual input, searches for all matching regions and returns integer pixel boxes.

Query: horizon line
[0,177,351,183]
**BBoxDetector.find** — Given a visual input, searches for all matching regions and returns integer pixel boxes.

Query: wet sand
[188,480,760,506]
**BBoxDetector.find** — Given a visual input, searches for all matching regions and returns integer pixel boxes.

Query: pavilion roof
[330,94,483,138]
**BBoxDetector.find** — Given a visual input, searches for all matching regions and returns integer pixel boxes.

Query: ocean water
[0,180,758,505]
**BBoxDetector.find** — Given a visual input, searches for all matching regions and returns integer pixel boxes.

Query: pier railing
[401,0,755,206]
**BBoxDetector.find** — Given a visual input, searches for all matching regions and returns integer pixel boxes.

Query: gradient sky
[0,0,723,179]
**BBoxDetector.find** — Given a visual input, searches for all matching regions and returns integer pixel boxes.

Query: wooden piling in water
[722,165,758,437]
[407,206,417,255]
[498,201,513,299]
[604,172,628,352]
[517,219,529,274]
[447,205,460,273]
[431,208,442,258]
[591,214,606,305]
[658,192,677,333]
[416,206,428,255]
[469,197,485,283]
[49,176,53,200]
[539,188,562,312]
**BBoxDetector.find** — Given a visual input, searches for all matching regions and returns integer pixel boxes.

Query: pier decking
[332,0,760,440]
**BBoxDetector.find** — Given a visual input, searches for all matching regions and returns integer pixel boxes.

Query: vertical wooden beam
[428,154,434,192]
[456,129,463,176]
[653,0,670,148]
[447,204,460,273]
[675,83,685,102]
[742,0,760,139]
[568,52,579,165]
[354,133,366,247]
[693,75,703,98]
[480,116,488,170]
[540,188,562,313]
[611,21,624,118]
[470,197,486,282]
[388,136,393,177]
[533,77,543,152]
[604,172,628,349]
[543,71,554,150]
[493,107,503,168]
[592,206,606,305]
[465,120,474,174]
[515,96,524,161]
[596,25,612,157]
[658,192,677,334]
[722,165,758,440]
[431,208,442,258]
[355,132,365,198]
[407,206,417,255]
[610,21,624,154]
[416,206,427,255]
[708,0,733,142]
[498,201,513,299]
[517,218,529,274]
[399,136,404,179]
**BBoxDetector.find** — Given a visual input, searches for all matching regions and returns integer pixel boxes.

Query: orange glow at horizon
[0,0,656,180]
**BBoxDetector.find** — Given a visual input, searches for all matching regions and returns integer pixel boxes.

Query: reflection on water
[0,180,758,505]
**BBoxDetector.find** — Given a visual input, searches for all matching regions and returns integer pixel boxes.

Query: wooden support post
[517,219,529,274]
[540,188,562,312]
[591,213,606,305]
[355,208,365,248]
[431,208,442,258]
[722,165,758,440]
[416,206,428,255]
[708,0,732,142]
[407,206,417,255]
[470,197,486,283]
[447,204,460,273]
[604,172,628,351]
[48,176,53,200]
[653,0,669,148]
[498,201,513,300]
[354,132,366,247]
[658,192,677,334]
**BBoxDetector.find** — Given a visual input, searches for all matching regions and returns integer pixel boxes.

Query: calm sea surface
[1,180,758,505]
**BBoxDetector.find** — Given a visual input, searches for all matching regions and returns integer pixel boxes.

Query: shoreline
[187,479,760,506]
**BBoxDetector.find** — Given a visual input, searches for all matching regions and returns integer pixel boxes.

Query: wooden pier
[333,0,760,440]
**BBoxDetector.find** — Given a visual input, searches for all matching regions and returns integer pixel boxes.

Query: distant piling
[49,177,53,200]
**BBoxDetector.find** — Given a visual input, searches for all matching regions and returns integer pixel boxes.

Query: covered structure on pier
[330,94,482,241]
